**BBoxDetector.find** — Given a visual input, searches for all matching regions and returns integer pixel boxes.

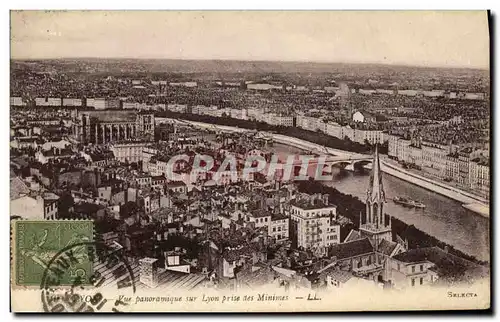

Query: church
[72,110,155,144]
[329,145,406,283]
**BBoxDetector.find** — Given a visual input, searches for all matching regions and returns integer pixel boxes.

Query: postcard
[10,10,490,312]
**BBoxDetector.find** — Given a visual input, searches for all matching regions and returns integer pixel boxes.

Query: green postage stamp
[13,220,94,286]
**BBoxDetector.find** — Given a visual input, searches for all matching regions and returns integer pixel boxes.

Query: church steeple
[358,144,392,249]
[367,144,386,204]
[362,144,388,231]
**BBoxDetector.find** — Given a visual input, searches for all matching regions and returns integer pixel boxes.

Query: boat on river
[393,196,426,209]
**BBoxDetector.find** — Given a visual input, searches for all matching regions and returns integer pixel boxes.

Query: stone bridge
[289,155,373,171]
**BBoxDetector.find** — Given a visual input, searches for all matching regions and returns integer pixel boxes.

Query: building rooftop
[377,239,400,257]
[139,257,158,264]
[10,177,31,200]
[249,209,272,218]
[392,247,488,281]
[81,110,138,122]
[93,257,206,291]
[236,265,276,288]
[290,198,335,210]
[328,238,374,260]
[88,151,114,161]
[324,268,354,284]
[41,147,74,157]
[271,213,288,221]
[167,181,187,188]
[222,245,254,262]
[343,230,362,243]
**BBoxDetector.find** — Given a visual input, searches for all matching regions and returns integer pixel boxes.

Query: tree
[120,201,139,219]
[58,192,75,218]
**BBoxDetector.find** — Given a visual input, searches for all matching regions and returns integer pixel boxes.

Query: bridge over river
[156,116,489,261]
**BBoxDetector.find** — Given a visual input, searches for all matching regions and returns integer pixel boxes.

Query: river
[268,143,490,262]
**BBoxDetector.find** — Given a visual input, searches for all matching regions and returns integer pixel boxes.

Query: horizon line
[10,56,489,71]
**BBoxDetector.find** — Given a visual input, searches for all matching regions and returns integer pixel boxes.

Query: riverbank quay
[158,117,489,217]
[381,161,489,218]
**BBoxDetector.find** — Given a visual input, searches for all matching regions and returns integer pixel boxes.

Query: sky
[10,11,490,69]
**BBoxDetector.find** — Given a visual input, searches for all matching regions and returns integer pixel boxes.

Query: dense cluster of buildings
[356,88,486,100]
[10,90,490,200]
[162,103,387,146]
[161,103,490,199]
[9,84,487,109]
[10,106,488,292]
[387,133,490,198]
[9,62,490,296]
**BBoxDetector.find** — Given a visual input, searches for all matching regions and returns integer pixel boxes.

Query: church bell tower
[359,145,392,248]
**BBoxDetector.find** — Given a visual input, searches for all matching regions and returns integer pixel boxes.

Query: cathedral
[72,110,155,144]
[330,145,406,282]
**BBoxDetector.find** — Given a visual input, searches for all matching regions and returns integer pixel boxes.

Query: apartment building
[290,193,340,256]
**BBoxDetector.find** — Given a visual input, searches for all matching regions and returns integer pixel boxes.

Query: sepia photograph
[8,10,491,313]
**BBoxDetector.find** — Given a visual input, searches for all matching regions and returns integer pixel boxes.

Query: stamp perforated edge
[10,219,95,290]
